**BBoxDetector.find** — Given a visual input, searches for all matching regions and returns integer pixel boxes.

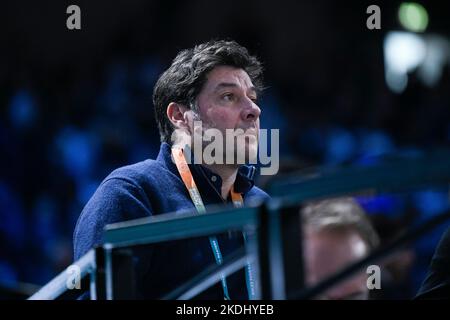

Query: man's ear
[167,102,189,129]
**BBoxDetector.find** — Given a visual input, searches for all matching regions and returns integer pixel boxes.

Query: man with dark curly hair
[74,40,269,299]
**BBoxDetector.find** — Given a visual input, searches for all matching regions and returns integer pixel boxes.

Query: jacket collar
[156,142,255,195]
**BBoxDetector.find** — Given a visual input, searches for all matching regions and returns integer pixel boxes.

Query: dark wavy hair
[152,39,264,143]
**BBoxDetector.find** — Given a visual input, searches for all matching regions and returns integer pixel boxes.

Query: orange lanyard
[172,147,244,208]
[230,186,244,208]
[171,147,256,300]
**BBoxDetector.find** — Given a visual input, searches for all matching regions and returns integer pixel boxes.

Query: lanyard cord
[171,147,256,300]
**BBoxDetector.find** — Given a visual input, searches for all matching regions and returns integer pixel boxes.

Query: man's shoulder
[104,158,171,187]
[245,185,270,205]
[73,159,166,260]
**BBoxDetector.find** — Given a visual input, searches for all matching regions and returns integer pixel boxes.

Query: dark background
[0,0,449,298]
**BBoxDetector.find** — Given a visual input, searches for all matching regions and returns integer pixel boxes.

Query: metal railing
[28,149,450,300]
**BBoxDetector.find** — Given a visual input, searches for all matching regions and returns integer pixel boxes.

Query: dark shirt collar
[156,142,255,196]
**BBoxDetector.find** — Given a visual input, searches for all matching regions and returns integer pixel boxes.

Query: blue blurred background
[0,0,449,298]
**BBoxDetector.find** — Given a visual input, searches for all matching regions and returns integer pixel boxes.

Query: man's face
[187,65,261,165]
[304,228,370,300]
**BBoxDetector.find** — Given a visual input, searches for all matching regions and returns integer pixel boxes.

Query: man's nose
[241,99,261,121]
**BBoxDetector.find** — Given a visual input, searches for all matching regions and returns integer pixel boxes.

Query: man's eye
[222,93,234,101]
[250,97,258,103]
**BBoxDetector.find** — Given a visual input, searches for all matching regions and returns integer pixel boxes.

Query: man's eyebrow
[214,82,258,95]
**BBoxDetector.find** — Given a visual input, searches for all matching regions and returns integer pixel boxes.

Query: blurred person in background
[301,197,380,300]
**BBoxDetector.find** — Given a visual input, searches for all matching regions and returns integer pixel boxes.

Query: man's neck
[203,164,239,199]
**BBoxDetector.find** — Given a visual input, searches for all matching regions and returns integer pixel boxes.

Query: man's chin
[243,143,259,164]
